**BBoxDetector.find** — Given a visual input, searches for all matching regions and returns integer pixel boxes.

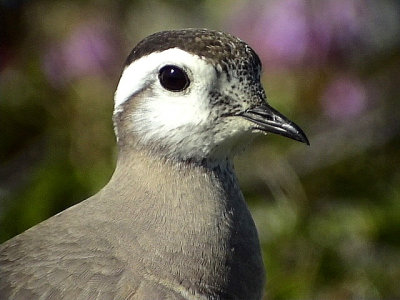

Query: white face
[115,48,216,131]
[114,48,255,161]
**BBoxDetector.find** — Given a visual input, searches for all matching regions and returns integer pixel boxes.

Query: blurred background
[1,0,399,298]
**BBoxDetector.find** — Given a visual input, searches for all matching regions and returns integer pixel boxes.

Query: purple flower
[321,75,367,121]
[229,0,310,69]
[257,0,309,67]
[42,22,120,87]
[310,0,364,59]
[227,0,399,69]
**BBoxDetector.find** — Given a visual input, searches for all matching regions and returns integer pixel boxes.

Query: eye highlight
[158,65,190,92]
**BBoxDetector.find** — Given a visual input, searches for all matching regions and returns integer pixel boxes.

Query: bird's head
[113,29,308,163]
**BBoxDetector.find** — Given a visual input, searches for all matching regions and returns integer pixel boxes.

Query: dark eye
[158,65,190,92]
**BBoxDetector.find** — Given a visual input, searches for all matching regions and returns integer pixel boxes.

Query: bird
[0,28,309,300]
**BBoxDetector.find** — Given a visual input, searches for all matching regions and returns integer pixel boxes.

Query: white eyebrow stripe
[114,48,205,109]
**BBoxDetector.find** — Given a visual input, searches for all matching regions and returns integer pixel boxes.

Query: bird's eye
[158,65,190,92]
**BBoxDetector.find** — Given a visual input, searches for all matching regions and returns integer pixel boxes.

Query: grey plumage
[1,29,308,299]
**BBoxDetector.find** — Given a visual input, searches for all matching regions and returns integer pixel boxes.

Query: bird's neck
[104,147,249,247]
[107,147,242,213]
[105,146,246,262]
[100,147,263,297]
[111,146,237,190]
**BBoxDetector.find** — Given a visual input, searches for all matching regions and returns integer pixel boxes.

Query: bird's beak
[239,104,310,145]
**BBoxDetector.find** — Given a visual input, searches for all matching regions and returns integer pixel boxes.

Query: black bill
[240,105,310,145]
